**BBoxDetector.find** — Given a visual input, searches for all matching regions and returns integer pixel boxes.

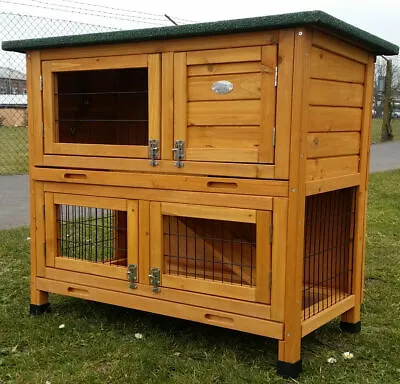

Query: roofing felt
[1,10,398,55]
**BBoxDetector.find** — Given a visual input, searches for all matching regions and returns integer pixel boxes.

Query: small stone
[58,324,65,329]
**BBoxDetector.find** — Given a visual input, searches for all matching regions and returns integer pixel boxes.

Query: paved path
[0,141,399,230]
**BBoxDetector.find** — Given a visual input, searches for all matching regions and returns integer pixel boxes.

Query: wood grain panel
[311,47,365,83]
[308,106,362,132]
[187,126,259,148]
[188,73,261,101]
[309,79,364,107]
[187,46,261,65]
[188,100,260,126]
[307,132,360,158]
[188,62,264,77]
[306,155,360,181]
[186,148,258,163]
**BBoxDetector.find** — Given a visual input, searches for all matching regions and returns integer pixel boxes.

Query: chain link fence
[0,12,119,175]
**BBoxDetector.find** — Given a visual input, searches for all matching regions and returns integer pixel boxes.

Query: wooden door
[174,45,277,164]
[150,202,272,303]
[42,54,161,160]
[44,193,138,280]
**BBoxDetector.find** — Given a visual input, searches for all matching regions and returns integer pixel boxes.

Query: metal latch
[148,139,159,166]
[127,264,138,289]
[172,140,185,168]
[148,267,161,293]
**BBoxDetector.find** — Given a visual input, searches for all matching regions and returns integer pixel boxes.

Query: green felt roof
[2,10,398,55]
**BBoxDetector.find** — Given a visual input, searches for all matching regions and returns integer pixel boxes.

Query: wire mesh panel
[303,187,356,320]
[163,216,256,286]
[57,205,127,265]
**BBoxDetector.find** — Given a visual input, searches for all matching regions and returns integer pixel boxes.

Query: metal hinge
[40,75,43,92]
[269,224,273,244]
[268,271,272,289]
[148,267,161,293]
[148,139,159,166]
[172,140,185,168]
[272,127,276,147]
[274,66,278,87]
[127,264,138,289]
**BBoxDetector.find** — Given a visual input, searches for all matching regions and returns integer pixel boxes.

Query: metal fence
[0,12,119,175]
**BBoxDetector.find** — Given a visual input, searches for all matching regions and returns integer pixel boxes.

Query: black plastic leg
[340,321,361,334]
[30,303,50,316]
[276,360,302,379]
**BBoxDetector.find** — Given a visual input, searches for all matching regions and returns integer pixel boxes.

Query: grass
[0,126,28,175]
[0,171,399,383]
[371,118,400,143]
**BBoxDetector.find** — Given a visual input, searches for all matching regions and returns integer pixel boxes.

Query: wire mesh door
[45,193,138,280]
[150,202,272,303]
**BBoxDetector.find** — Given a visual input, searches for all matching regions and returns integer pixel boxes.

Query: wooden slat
[127,200,139,267]
[54,258,127,280]
[259,44,276,163]
[307,132,360,158]
[187,126,259,149]
[149,202,163,275]
[306,155,360,181]
[46,54,148,72]
[32,168,288,197]
[302,295,355,337]
[53,193,127,211]
[312,29,369,64]
[161,202,257,223]
[188,61,264,77]
[305,174,361,195]
[161,52,174,159]
[311,46,365,83]
[173,52,187,143]
[255,211,272,304]
[36,277,283,338]
[271,198,288,321]
[43,182,274,211]
[148,54,161,142]
[188,100,259,126]
[187,46,261,65]
[50,143,148,158]
[186,148,258,163]
[42,155,275,179]
[188,72,261,101]
[42,61,56,155]
[274,30,295,179]
[44,192,56,267]
[41,31,278,61]
[43,267,271,320]
[309,79,364,107]
[138,200,150,284]
[308,106,362,132]
[162,275,256,302]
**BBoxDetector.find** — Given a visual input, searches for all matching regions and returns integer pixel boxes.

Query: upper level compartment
[42,54,161,159]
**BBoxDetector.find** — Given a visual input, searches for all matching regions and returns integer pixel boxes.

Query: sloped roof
[2,10,398,55]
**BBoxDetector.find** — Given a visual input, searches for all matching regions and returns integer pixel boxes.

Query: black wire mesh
[163,216,256,286]
[57,204,127,265]
[303,187,356,320]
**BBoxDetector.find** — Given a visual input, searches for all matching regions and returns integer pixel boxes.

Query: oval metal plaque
[211,80,233,95]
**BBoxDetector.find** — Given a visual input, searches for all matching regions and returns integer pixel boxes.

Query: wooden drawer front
[174,45,277,164]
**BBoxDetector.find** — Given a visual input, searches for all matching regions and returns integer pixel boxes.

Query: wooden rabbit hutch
[3,10,398,378]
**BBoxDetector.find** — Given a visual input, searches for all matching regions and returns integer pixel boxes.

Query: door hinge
[269,224,273,244]
[172,140,185,168]
[268,271,272,289]
[274,66,278,87]
[149,267,161,293]
[40,75,43,92]
[148,139,159,166]
[127,264,138,289]
[272,127,276,147]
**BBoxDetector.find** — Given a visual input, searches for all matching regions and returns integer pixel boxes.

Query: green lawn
[0,170,399,383]
[0,126,28,175]
[371,118,400,143]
